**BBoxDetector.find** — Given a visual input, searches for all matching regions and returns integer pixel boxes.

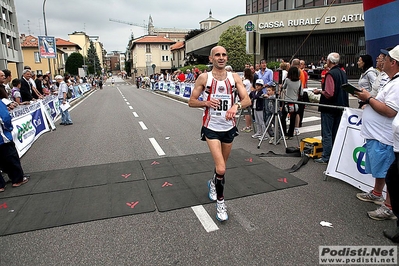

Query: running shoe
[356,191,384,205]
[368,204,397,221]
[251,133,261,138]
[207,179,217,201]
[216,200,228,221]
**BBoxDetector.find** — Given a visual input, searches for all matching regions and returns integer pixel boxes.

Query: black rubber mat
[143,149,308,212]
[0,180,154,236]
[0,149,307,235]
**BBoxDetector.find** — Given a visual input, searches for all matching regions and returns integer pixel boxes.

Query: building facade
[170,41,186,70]
[129,35,175,78]
[187,1,365,77]
[0,0,23,75]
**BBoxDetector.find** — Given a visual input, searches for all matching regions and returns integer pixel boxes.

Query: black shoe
[383,227,399,243]
[65,123,73,126]
[60,122,65,125]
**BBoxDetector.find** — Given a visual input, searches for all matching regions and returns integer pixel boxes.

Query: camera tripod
[257,93,287,149]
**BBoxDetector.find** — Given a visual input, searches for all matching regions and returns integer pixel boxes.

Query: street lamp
[42,0,51,74]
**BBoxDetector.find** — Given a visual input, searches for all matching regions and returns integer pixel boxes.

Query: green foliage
[218,25,253,72]
[65,52,84,75]
[267,61,281,70]
[185,29,205,41]
[87,41,101,75]
[179,64,208,73]
[125,61,131,76]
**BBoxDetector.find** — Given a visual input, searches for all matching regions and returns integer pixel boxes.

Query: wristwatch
[366,96,373,104]
[235,102,242,110]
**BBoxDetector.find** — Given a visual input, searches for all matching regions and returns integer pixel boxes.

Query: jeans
[385,153,399,225]
[59,99,72,124]
[320,112,342,161]
[0,142,25,187]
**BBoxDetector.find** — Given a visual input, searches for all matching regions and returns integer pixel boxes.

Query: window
[146,44,151,53]
[34,52,41,63]
[161,45,168,50]
[162,55,169,62]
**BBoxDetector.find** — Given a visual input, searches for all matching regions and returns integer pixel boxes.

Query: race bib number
[210,94,231,117]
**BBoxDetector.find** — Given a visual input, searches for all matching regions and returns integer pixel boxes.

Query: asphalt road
[0,77,396,266]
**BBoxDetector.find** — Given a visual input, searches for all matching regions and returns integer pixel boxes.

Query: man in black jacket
[313,52,349,164]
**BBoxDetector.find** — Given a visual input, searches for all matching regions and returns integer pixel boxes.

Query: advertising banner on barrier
[326,108,380,194]
[41,95,60,121]
[183,84,192,98]
[11,102,50,157]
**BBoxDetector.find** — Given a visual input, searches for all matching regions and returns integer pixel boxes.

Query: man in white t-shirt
[355,45,399,222]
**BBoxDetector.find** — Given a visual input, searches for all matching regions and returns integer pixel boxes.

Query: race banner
[11,102,50,157]
[326,108,382,194]
[183,84,192,98]
[41,95,60,121]
[38,36,56,58]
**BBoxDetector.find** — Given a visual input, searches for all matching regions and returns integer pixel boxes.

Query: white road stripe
[139,121,148,130]
[126,102,130,105]
[149,138,165,156]
[302,116,320,123]
[129,106,133,110]
[191,205,219,232]
[298,124,321,134]
[124,99,128,101]
[133,112,139,117]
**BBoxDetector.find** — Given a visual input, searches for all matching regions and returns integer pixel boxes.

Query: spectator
[354,45,399,221]
[256,59,273,93]
[250,79,267,141]
[320,64,329,86]
[177,70,185,82]
[282,66,302,138]
[0,70,8,99]
[264,83,279,144]
[185,69,194,82]
[20,69,34,102]
[371,51,390,97]
[35,74,44,96]
[56,75,73,126]
[241,68,254,133]
[11,78,29,105]
[0,99,30,192]
[313,52,349,164]
[2,69,12,99]
[357,54,377,108]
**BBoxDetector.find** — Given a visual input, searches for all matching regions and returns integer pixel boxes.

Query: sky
[15,0,245,52]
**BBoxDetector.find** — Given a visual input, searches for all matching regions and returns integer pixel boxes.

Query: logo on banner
[353,144,367,174]
[175,85,180,95]
[183,85,192,97]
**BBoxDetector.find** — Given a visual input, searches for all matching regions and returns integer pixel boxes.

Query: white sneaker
[216,200,228,221]
[207,179,216,201]
[258,135,268,141]
[251,133,261,138]
[268,137,274,144]
[294,128,300,136]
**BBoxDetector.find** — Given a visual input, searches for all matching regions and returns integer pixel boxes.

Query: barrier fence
[9,83,91,157]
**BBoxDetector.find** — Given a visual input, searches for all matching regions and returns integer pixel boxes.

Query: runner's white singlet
[202,72,236,131]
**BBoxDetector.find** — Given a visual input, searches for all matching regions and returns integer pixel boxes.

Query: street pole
[42,0,51,74]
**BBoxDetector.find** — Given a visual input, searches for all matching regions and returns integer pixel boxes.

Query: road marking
[139,121,148,130]
[124,99,128,101]
[191,205,219,232]
[129,106,133,110]
[298,124,321,134]
[126,102,130,105]
[149,138,165,156]
[133,112,139,117]
[302,116,320,123]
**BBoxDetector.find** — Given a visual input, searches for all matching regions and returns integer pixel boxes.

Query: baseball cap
[381,45,399,61]
[255,79,264,85]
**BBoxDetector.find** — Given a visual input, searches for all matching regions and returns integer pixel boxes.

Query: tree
[87,41,101,75]
[65,52,84,75]
[218,25,253,72]
[185,29,205,41]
